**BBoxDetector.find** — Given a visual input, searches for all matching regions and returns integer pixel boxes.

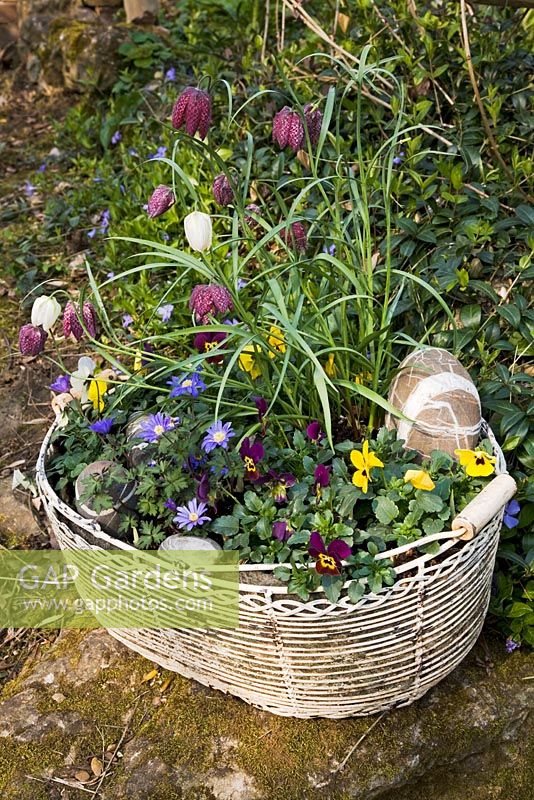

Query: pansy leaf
[322,575,344,604]
[422,517,443,535]
[212,515,240,536]
[373,496,399,525]
[348,580,365,603]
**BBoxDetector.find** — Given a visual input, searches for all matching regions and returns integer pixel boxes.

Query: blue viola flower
[503,500,520,529]
[89,417,114,435]
[49,375,71,393]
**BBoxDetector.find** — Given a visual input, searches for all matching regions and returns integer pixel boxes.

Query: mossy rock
[0,628,532,799]
[39,16,127,92]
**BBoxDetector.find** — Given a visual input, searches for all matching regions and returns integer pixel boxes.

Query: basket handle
[451,472,516,540]
[374,473,517,562]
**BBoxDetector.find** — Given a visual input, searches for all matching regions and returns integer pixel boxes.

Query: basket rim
[36,419,507,598]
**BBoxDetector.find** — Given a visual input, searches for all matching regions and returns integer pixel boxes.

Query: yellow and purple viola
[308,531,351,576]
[455,448,496,477]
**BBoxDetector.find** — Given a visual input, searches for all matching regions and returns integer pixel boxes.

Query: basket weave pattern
[36,422,507,718]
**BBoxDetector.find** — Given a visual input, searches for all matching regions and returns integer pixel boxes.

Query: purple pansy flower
[314,464,331,499]
[306,421,325,443]
[173,498,211,531]
[254,396,268,422]
[272,521,292,542]
[240,438,264,482]
[202,420,235,453]
[50,374,71,393]
[89,417,114,435]
[197,472,210,502]
[136,413,175,443]
[503,500,520,529]
[265,471,296,503]
[194,330,227,363]
[308,531,351,576]
[122,313,133,328]
[156,303,174,322]
[168,372,206,398]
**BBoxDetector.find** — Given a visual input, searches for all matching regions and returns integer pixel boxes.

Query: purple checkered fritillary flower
[147,185,175,219]
[171,86,212,140]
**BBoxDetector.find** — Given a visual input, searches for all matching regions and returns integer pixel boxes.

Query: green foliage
[5,0,533,642]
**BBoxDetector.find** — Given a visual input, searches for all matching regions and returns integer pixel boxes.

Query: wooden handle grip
[452,473,517,540]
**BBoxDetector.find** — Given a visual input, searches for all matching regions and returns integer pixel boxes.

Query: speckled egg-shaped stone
[385,348,481,459]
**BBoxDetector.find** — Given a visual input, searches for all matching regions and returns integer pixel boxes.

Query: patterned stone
[386,347,482,459]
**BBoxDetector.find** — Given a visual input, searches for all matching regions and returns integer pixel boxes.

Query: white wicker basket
[36,421,515,719]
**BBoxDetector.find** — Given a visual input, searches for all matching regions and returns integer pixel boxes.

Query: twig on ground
[460,0,533,202]
[314,711,388,787]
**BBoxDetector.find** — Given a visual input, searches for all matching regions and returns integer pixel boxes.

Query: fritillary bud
[304,103,323,146]
[147,185,175,219]
[272,106,292,149]
[171,87,211,140]
[212,173,234,206]
[281,221,308,254]
[82,301,98,338]
[63,301,84,341]
[19,324,47,356]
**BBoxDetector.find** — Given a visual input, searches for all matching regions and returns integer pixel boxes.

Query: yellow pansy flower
[455,449,496,477]
[404,469,435,491]
[87,379,107,412]
[239,344,262,380]
[267,325,286,358]
[325,353,337,377]
[350,440,384,494]
[133,351,145,373]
